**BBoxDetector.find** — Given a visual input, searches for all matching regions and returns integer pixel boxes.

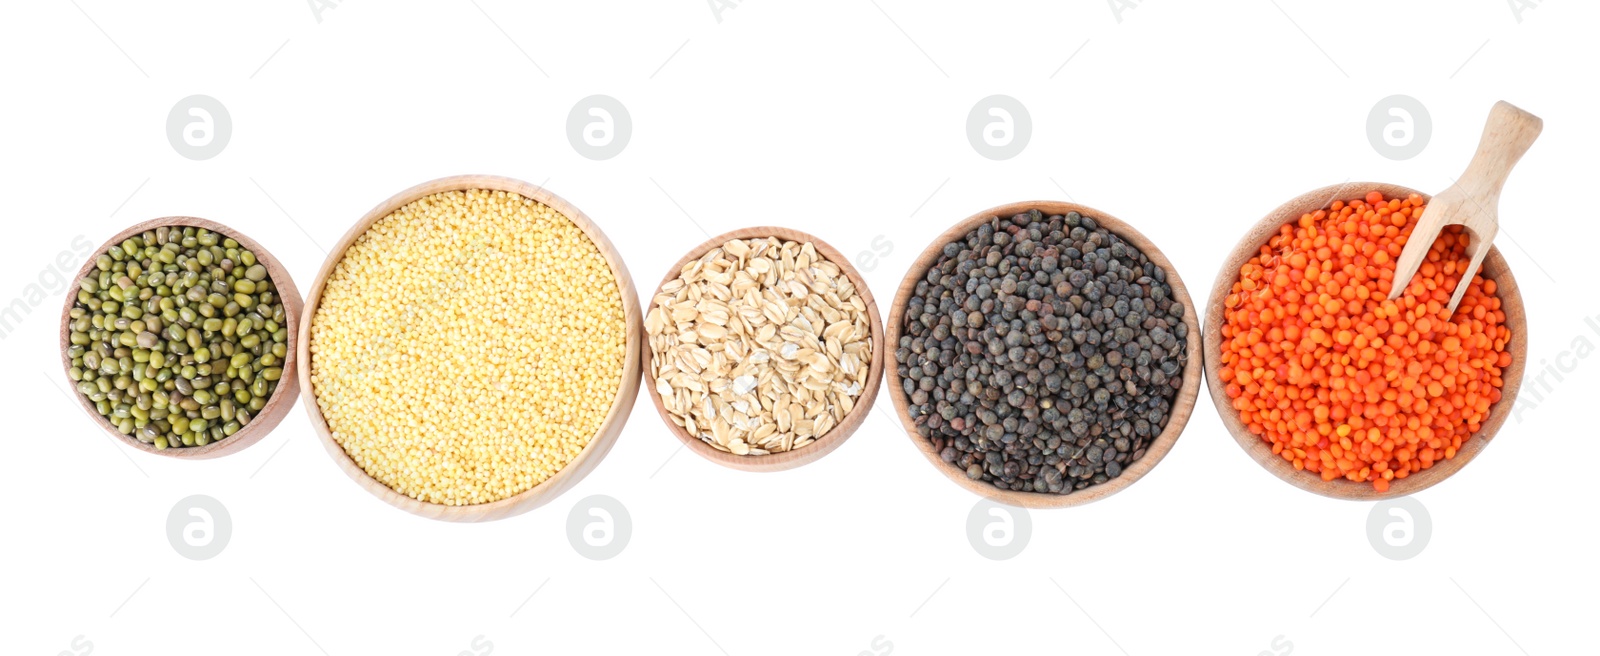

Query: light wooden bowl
[58,217,304,459]
[1203,182,1528,500]
[642,227,885,472]
[885,202,1203,508]
[298,175,643,521]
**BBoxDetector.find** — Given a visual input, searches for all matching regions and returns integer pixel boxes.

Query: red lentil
[1219,191,1511,492]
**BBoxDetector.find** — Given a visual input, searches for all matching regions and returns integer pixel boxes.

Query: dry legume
[897,210,1188,493]
[310,189,626,505]
[1219,191,1511,492]
[65,226,288,449]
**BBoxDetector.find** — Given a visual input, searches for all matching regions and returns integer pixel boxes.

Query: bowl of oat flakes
[642,227,884,472]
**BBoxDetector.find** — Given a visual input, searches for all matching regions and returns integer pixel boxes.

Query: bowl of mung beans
[300,175,642,522]
[886,202,1202,508]
[1204,182,1527,500]
[58,217,303,459]
[643,227,884,472]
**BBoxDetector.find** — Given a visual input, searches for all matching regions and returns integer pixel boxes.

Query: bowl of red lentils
[300,175,642,521]
[1204,182,1527,500]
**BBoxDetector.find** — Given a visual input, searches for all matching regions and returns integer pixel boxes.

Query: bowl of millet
[300,175,642,522]
[886,201,1203,508]
[1204,183,1527,500]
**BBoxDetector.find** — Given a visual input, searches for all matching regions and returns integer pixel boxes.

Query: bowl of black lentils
[887,202,1202,507]
[58,217,302,459]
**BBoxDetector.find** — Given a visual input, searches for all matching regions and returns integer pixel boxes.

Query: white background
[2,1,1596,654]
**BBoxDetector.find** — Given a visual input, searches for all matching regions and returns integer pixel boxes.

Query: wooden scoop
[1388,101,1542,314]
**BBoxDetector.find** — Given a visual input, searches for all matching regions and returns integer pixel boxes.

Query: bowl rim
[640,226,886,472]
[57,216,304,460]
[1201,181,1528,500]
[884,200,1204,508]
[296,174,643,521]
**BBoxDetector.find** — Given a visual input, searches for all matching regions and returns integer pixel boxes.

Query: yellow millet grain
[310,189,626,505]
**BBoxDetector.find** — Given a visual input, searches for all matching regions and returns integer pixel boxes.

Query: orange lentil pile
[1219,191,1512,492]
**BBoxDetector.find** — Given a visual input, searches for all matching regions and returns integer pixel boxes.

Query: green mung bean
[66,226,288,450]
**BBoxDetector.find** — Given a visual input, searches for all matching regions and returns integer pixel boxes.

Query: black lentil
[896,210,1188,494]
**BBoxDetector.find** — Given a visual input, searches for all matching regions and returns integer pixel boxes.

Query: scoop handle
[1455,100,1543,214]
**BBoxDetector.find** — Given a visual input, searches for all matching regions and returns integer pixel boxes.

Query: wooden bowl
[58,217,304,459]
[642,227,885,472]
[298,175,643,521]
[885,202,1204,508]
[1203,182,1528,500]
